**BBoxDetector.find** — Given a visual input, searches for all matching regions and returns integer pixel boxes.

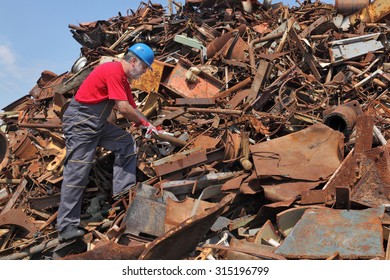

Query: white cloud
[0,44,21,78]
[0,42,35,109]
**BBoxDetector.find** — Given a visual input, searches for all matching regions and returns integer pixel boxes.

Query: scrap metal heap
[0,0,390,260]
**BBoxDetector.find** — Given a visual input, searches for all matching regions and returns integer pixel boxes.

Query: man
[57,43,157,242]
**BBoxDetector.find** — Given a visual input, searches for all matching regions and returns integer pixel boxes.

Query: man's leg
[99,124,137,195]
[57,139,98,233]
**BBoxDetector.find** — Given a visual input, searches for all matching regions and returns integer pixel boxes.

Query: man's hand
[137,118,158,138]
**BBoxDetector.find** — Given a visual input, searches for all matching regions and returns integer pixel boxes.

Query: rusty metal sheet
[247,60,271,103]
[153,147,207,177]
[221,173,248,191]
[289,28,322,81]
[260,179,322,202]
[274,207,385,259]
[164,197,215,232]
[139,194,235,260]
[62,241,145,260]
[350,145,390,207]
[123,195,166,237]
[277,206,325,238]
[163,58,224,98]
[300,189,327,205]
[160,171,241,196]
[354,115,374,154]
[28,193,61,210]
[325,144,390,207]
[223,36,249,61]
[254,220,281,245]
[122,183,177,238]
[250,123,344,181]
[131,60,170,93]
[193,135,220,151]
[0,209,38,238]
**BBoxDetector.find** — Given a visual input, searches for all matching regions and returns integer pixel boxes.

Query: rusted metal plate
[28,193,61,210]
[254,220,281,245]
[250,123,344,181]
[131,60,169,93]
[260,179,322,202]
[300,189,326,206]
[193,135,220,151]
[274,207,385,259]
[276,206,323,238]
[62,241,145,260]
[350,145,390,207]
[139,194,235,260]
[153,147,207,177]
[0,209,38,238]
[325,144,390,207]
[164,197,215,232]
[122,184,177,238]
[123,196,166,237]
[164,58,224,98]
[354,115,374,154]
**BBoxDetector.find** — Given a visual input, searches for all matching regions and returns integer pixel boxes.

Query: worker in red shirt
[57,43,157,242]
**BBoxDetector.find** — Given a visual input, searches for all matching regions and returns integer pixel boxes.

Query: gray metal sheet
[275,207,385,259]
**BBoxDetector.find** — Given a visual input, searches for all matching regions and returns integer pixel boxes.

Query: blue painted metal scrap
[274,207,385,259]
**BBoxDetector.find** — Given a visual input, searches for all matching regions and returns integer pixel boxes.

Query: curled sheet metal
[0,209,38,238]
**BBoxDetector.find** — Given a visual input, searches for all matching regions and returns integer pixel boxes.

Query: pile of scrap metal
[0,0,390,260]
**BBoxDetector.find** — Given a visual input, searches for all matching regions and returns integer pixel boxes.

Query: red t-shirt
[75,61,136,108]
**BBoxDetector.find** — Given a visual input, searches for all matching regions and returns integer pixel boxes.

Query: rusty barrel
[335,0,370,15]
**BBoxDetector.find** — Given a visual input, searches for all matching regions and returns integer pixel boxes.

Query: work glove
[137,118,159,139]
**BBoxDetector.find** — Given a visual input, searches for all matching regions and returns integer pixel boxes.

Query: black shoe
[58,225,85,242]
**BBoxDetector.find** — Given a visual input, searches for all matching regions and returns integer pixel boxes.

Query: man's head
[122,43,154,80]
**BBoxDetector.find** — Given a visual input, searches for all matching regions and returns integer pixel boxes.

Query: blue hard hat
[128,43,154,69]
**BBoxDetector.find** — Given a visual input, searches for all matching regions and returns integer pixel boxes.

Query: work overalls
[57,98,137,231]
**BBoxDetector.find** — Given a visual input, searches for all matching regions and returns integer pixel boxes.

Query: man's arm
[115,100,154,128]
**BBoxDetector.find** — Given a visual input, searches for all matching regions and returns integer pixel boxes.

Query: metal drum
[335,0,370,15]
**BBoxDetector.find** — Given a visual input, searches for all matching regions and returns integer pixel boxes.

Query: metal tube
[0,238,59,260]
[0,179,21,185]
[18,123,62,129]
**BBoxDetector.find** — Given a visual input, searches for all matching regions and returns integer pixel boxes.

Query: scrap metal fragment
[62,241,145,260]
[289,27,322,81]
[164,197,216,231]
[139,194,235,260]
[300,189,327,205]
[163,59,224,98]
[274,207,385,259]
[160,171,242,196]
[0,209,38,238]
[329,33,385,65]
[153,147,207,177]
[250,123,344,181]
[122,184,177,238]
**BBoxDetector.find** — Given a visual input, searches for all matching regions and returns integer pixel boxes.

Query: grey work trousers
[57,99,137,231]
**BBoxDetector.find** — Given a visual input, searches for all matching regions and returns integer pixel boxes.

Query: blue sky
[0,0,333,111]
